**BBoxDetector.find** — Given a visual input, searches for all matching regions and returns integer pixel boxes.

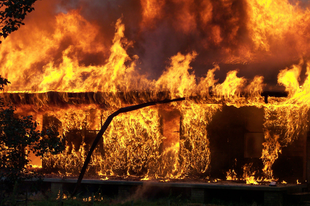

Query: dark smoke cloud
[289,0,310,8]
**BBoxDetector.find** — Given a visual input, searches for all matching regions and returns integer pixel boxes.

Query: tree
[0,76,9,89]
[0,77,65,191]
[0,2,58,204]
[0,0,46,187]
[0,0,37,42]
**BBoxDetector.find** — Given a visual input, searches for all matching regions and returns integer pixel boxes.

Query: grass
[26,196,190,206]
[24,193,302,206]
[9,192,266,206]
[26,192,194,206]
[0,185,298,206]
[2,190,255,206]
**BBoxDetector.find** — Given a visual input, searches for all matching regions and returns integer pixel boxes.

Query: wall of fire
[32,102,306,183]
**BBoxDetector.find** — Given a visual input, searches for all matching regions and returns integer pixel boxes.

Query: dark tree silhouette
[0,77,64,205]
[0,0,37,42]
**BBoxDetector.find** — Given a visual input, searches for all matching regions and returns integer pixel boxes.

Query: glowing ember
[226,169,238,181]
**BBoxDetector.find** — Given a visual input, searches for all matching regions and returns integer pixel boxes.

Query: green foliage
[0,0,37,41]
[0,107,65,183]
[0,77,65,188]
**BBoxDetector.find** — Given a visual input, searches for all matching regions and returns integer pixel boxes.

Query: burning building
[1,0,310,185]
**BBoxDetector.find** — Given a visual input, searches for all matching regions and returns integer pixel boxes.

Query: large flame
[1,0,310,183]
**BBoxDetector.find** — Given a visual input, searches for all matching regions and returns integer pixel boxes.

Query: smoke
[120,182,173,203]
[290,0,310,8]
